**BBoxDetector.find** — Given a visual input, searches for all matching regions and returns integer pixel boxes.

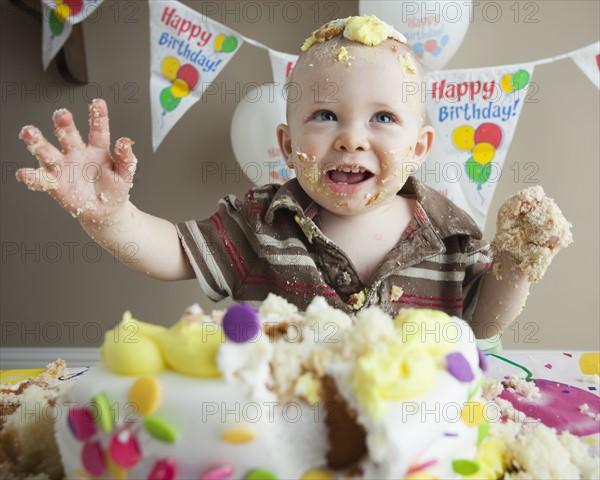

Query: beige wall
[1,1,598,350]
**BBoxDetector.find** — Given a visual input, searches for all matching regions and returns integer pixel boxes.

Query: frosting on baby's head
[301,15,407,52]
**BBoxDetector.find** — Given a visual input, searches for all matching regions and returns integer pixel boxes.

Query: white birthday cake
[53,295,493,479]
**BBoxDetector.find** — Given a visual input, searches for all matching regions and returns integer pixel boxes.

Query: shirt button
[336,271,352,287]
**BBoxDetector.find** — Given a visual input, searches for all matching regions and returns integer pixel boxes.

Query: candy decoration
[301,470,335,480]
[580,352,600,375]
[144,415,179,443]
[108,429,141,468]
[81,440,106,476]
[106,455,129,480]
[452,459,480,476]
[201,464,235,480]
[406,459,438,476]
[92,392,114,432]
[68,407,96,441]
[221,428,256,444]
[245,469,277,480]
[446,352,475,382]
[148,458,178,480]
[128,376,162,416]
[477,420,490,446]
[460,402,486,427]
[222,304,261,343]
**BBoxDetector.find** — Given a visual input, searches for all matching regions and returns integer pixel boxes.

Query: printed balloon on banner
[358,0,472,70]
[159,57,200,116]
[230,84,295,186]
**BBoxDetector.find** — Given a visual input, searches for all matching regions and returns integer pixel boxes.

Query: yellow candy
[101,312,166,376]
[221,428,256,444]
[579,352,600,375]
[128,376,162,416]
[106,454,128,480]
[344,15,389,46]
[461,402,486,427]
[159,320,223,378]
[302,469,335,480]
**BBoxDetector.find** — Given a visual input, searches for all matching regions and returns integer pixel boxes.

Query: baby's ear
[276,124,294,168]
[413,125,435,166]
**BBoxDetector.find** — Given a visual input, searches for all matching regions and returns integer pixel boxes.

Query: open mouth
[326,165,374,185]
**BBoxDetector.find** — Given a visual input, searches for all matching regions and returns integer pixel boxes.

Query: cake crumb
[390,285,404,301]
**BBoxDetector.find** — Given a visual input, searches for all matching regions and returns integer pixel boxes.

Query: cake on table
[1,295,598,479]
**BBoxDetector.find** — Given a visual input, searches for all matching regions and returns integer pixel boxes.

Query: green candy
[245,469,277,480]
[453,459,480,475]
[477,420,490,446]
[144,415,178,443]
[91,392,114,433]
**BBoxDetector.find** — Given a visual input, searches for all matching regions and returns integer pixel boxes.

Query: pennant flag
[41,0,103,25]
[421,63,536,228]
[149,0,244,151]
[41,1,103,70]
[570,42,600,89]
[268,49,298,85]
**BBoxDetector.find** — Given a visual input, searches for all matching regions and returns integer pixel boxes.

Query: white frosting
[55,296,486,479]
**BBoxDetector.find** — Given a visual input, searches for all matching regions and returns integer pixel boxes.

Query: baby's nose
[334,124,369,152]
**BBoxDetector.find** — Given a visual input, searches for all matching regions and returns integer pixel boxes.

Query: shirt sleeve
[461,238,492,322]
[176,194,259,302]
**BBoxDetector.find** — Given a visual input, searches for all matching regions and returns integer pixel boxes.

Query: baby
[16,16,571,339]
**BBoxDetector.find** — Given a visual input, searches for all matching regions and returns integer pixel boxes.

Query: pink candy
[68,407,96,441]
[148,458,178,480]
[81,440,105,476]
[108,428,141,468]
[201,464,235,480]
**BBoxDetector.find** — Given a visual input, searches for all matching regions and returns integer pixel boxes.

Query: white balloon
[358,0,472,70]
[230,83,295,186]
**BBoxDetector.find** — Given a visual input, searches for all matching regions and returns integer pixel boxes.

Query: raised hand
[16,99,137,226]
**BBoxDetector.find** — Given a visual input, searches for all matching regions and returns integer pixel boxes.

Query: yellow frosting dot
[580,352,600,375]
[101,311,167,376]
[128,376,162,416]
[461,402,486,427]
[343,15,389,46]
[221,428,256,444]
[159,321,224,378]
[302,469,335,480]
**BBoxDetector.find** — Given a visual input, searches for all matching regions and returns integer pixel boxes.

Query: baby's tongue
[329,170,367,185]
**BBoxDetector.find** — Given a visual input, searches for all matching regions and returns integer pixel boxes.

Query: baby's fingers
[53,108,85,152]
[16,167,58,192]
[88,99,110,150]
[113,137,137,182]
[19,125,63,171]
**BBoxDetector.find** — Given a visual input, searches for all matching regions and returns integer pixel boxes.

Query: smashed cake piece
[491,186,573,282]
[1,360,70,480]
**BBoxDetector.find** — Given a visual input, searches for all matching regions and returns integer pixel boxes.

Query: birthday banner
[41,0,103,70]
[570,42,600,89]
[268,49,298,87]
[422,64,535,228]
[149,1,243,151]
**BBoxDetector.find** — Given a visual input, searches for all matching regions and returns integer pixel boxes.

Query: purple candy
[477,347,489,372]
[222,304,260,343]
[446,352,475,382]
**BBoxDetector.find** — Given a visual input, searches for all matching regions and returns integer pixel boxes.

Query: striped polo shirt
[177,177,490,321]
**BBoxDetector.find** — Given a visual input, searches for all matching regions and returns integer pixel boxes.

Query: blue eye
[372,112,394,123]
[314,110,337,121]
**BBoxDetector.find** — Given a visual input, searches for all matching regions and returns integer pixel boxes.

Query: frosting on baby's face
[277,36,432,218]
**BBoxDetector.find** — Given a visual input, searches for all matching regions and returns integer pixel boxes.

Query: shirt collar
[264,177,482,240]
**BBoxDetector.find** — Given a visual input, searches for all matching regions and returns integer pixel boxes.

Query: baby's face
[278,38,433,217]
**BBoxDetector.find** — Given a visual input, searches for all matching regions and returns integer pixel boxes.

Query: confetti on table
[545,363,553,369]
